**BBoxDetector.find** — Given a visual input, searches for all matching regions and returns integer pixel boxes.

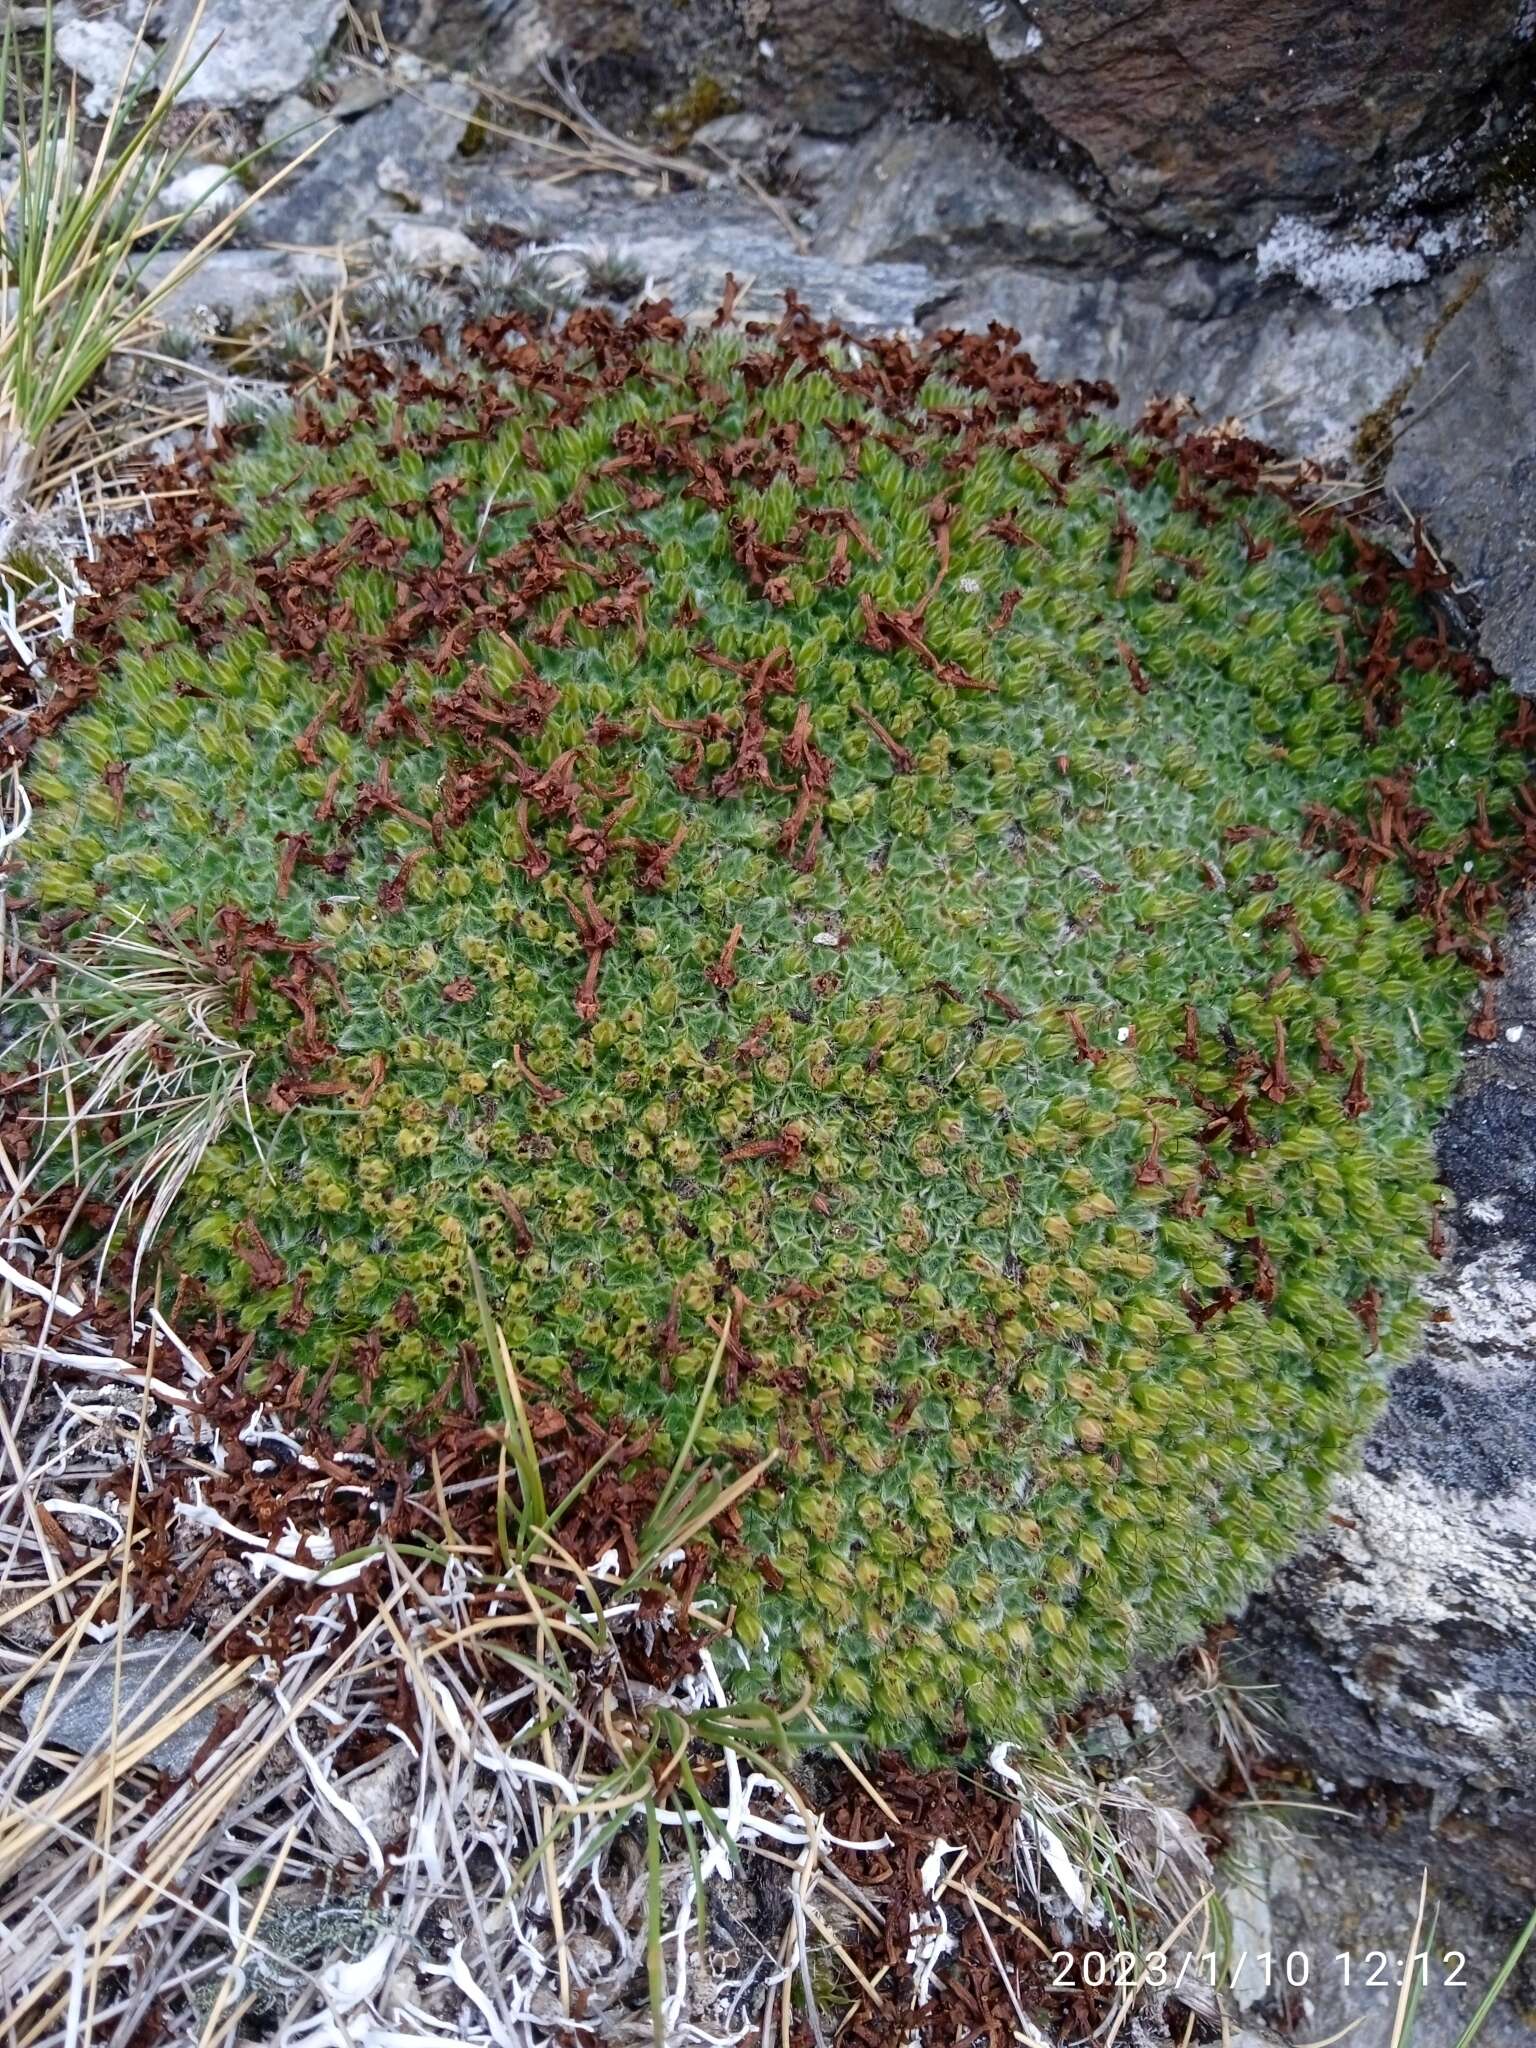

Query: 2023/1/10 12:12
[1048,1949,1470,1990]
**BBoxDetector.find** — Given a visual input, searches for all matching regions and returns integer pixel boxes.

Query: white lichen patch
[1420,1242,1536,1388]
[1256,212,1473,310]
[1317,1464,1536,1748]
[1255,140,1484,309]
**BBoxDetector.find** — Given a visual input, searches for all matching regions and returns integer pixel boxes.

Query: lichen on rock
[17,300,1532,1757]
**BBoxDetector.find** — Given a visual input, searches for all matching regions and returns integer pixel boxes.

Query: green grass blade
[468,1249,546,1541]
[639,1318,728,1551]
[677,1783,711,1944]
[1452,1907,1536,2048]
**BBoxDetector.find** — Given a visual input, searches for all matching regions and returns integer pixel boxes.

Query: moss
[654,73,739,143]
[455,97,498,160]
[1353,386,1409,479]
[18,306,1526,1761]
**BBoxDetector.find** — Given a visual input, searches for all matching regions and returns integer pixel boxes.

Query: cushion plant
[14,302,1527,1757]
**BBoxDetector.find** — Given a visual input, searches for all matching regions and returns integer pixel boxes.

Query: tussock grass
[0,2,317,534]
[5,916,262,1302]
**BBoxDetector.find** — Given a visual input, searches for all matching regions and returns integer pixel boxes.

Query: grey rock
[259,93,337,164]
[498,1,1533,250]
[1121,1668,1232,1811]
[426,0,563,89]
[898,0,1534,251]
[891,0,1038,63]
[138,246,346,331]
[313,1744,418,1859]
[888,0,976,31]
[1075,1709,1134,1764]
[387,219,481,270]
[20,1631,234,1779]
[814,117,1112,271]
[328,69,401,120]
[940,255,1462,464]
[1218,1811,1536,2048]
[255,79,479,244]
[261,146,587,256]
[450,168,588,240]
[1388,222,1536,692]
[691,112,771,158]
[158,162,238,229]
[376,152,432,210]
[492,0,897,140]
[160,0,345,106]
[567,196,947,333]
[781,136,853,193]
[55,18,154,119]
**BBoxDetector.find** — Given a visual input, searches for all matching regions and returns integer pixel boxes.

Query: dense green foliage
[19,307,1525,1754]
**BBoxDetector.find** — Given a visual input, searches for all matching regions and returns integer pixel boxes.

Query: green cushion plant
[15,302,1527,1758]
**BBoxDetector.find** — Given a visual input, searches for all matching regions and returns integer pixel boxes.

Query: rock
[1122,1665,1232,1811]
[433,1,1534,250]
[259,93,336,163]
[1076,1709,1135,1765]
[386,219,481,270]
[566,194,947,332]
[780,135,853,193]
[426,0,564,90]
[1218,1810,1536,2048]
[939,253,1467,464]
[1254,210,1484,314]
[328,69,401,119]
[376,153,430,209]
[480,0,897,139]
[890,0,1536,251]
[20,1631,237,1779]
[55,17,154,119]
[159,0,345,107]
[751,0,904,137]
[890,0,1036,60]
[814,116,1114,270]
[158,162,238,229]
[137,246,346,332]
[449,167,588,240]
[312,1744,418,1860]
[691,112,771,158]
[1235,907,1536,1916]
[255,79,479,244]
[1387,222,1536,693]
[1218,1816,1289,2012]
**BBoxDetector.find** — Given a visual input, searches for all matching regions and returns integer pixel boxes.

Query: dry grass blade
[1384,1872,1436,2048]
